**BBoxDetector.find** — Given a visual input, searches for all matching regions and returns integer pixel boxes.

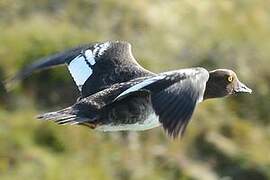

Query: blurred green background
[0,0,270,180]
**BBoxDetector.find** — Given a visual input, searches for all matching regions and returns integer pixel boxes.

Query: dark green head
[203,69,252,100]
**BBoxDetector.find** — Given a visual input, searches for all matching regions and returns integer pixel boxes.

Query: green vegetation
[0,1,269,179]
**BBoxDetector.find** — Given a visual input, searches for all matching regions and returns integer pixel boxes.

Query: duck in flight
[6,41,252,138]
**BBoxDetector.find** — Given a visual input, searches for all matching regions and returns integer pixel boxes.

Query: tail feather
[37,107,87,125]
[37,106,95,126]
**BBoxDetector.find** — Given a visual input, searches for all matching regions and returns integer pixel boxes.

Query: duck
[6,41,252,138]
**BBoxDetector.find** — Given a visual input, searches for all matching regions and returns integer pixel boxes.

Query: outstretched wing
[151,68,209,137]
[114,67,209,138]
[6,41,153,97]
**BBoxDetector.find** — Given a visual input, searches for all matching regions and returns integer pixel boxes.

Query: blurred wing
[151,68,209,138]
[5,44,85,90]
[6,41,153,97]
[114,67,209,137]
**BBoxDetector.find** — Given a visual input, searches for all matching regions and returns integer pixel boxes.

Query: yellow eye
[228,76,234,82]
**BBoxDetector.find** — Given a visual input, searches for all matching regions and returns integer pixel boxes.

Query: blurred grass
[0,0,270,180]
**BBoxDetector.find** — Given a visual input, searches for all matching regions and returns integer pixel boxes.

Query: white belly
[96,113,160,132]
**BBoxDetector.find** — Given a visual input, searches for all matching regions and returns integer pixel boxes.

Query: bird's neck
[203,81,226,100]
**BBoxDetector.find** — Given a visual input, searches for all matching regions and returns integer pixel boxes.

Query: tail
[4,44,86,90]
[37,107,88,125]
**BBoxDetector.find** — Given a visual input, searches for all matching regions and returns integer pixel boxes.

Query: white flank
[68,55,93,91]
[96,113,160,132]
[84,49,96,65]
[115,75,166,101]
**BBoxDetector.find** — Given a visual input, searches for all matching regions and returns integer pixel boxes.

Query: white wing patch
[95,42,111,56]
[67,42,111,91]
[68,56,93,91]
[115,75,166,101]
[84,50,96,65]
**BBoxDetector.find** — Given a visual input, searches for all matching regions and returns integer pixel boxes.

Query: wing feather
[151,68,209,138]
[112,67,209,138]
[5,41,153,97]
